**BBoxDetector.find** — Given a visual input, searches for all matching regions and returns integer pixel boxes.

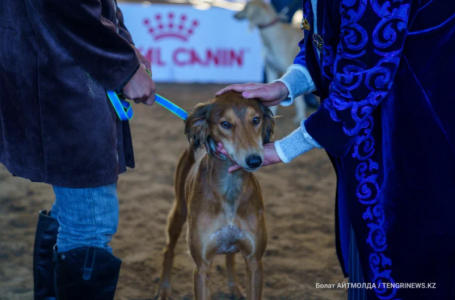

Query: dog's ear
[185,102,213,149]
[234,7,247,20]
[243,4,262,30]
[260,104,275,143]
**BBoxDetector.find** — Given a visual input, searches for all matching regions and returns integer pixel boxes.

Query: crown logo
[143,13,199,42]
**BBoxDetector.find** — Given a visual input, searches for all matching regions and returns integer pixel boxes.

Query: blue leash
[154,94,188,121]
[107,91,188,121]
[107,90,134,120]
[107,72,188,121]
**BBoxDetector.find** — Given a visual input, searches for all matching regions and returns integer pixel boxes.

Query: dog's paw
[229,284,245,300]
[154,284,172,300]
[154,292,171,300]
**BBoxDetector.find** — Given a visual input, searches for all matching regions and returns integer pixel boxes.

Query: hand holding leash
[122,64,156,106]
[108,67,188,121]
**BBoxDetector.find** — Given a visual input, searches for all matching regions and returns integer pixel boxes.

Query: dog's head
[185,91,275,172]
[234,0,277,29]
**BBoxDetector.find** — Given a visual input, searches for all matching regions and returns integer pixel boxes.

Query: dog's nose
[246,155,262,169]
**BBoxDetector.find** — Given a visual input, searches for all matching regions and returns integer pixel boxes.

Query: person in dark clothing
[0,0,155,299]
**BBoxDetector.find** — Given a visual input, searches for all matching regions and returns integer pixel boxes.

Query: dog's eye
[220,121,232,129]
[252,117,260,125]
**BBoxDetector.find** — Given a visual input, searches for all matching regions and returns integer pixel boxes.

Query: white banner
[118,2,264,83]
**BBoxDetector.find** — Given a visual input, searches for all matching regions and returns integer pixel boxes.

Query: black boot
[54,246,121,300]
[33,210,59,300]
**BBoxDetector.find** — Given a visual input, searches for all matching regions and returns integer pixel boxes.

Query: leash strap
[107,68,188,121]
[107,90,133,121]
[155,94,188,120]
[143,68,188,120]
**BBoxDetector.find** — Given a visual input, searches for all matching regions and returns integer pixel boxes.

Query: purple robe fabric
[295,0,455,298]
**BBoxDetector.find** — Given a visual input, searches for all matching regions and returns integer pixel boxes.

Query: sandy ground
[0,83,347,300]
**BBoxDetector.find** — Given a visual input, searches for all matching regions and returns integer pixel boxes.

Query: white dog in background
[235,0,315,123]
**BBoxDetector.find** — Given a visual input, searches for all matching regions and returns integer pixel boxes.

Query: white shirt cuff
[274,119,322,163]
[274,64,317,107]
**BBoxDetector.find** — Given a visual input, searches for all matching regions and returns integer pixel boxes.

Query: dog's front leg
[189,229,217,300]
[245,257,264,300]
[226,254,245,299]
[193,261,213,300]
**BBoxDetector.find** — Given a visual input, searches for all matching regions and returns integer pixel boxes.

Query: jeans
[51,183,119,253]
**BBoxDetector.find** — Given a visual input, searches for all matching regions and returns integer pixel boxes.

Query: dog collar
[213,149,228,161]
[258,18,280,30]
[205,137,228,161]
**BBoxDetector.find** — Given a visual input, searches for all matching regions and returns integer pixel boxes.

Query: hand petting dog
[216,82,289,107]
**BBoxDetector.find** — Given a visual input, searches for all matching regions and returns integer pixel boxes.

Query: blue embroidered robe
[296,0,455,298]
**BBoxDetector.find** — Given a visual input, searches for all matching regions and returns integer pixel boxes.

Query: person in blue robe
[217,0,455,299]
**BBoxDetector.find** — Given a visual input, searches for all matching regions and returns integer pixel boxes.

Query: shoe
[54,246,121,300]
[33,210,59,300]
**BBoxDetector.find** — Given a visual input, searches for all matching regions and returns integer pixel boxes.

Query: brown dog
[155,92,275,300]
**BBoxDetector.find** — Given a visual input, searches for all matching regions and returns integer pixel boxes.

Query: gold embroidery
[312,34,323,50]
[301,18,310,31]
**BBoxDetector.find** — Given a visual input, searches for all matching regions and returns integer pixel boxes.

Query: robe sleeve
[117,6,135,45]
[304,0,413,156]
[32,0,139,90]
[272,32,317,105]
[293,38,308,67]
[274,64,316,106]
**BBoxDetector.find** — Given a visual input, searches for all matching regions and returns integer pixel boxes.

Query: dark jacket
[0,0,140,187]
[296,0,455,298]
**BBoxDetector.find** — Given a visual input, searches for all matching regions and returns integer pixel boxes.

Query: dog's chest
[211,224,245,254]
[203,173,256,255]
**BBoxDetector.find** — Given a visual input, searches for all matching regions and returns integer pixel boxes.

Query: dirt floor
[0,83,347,300]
